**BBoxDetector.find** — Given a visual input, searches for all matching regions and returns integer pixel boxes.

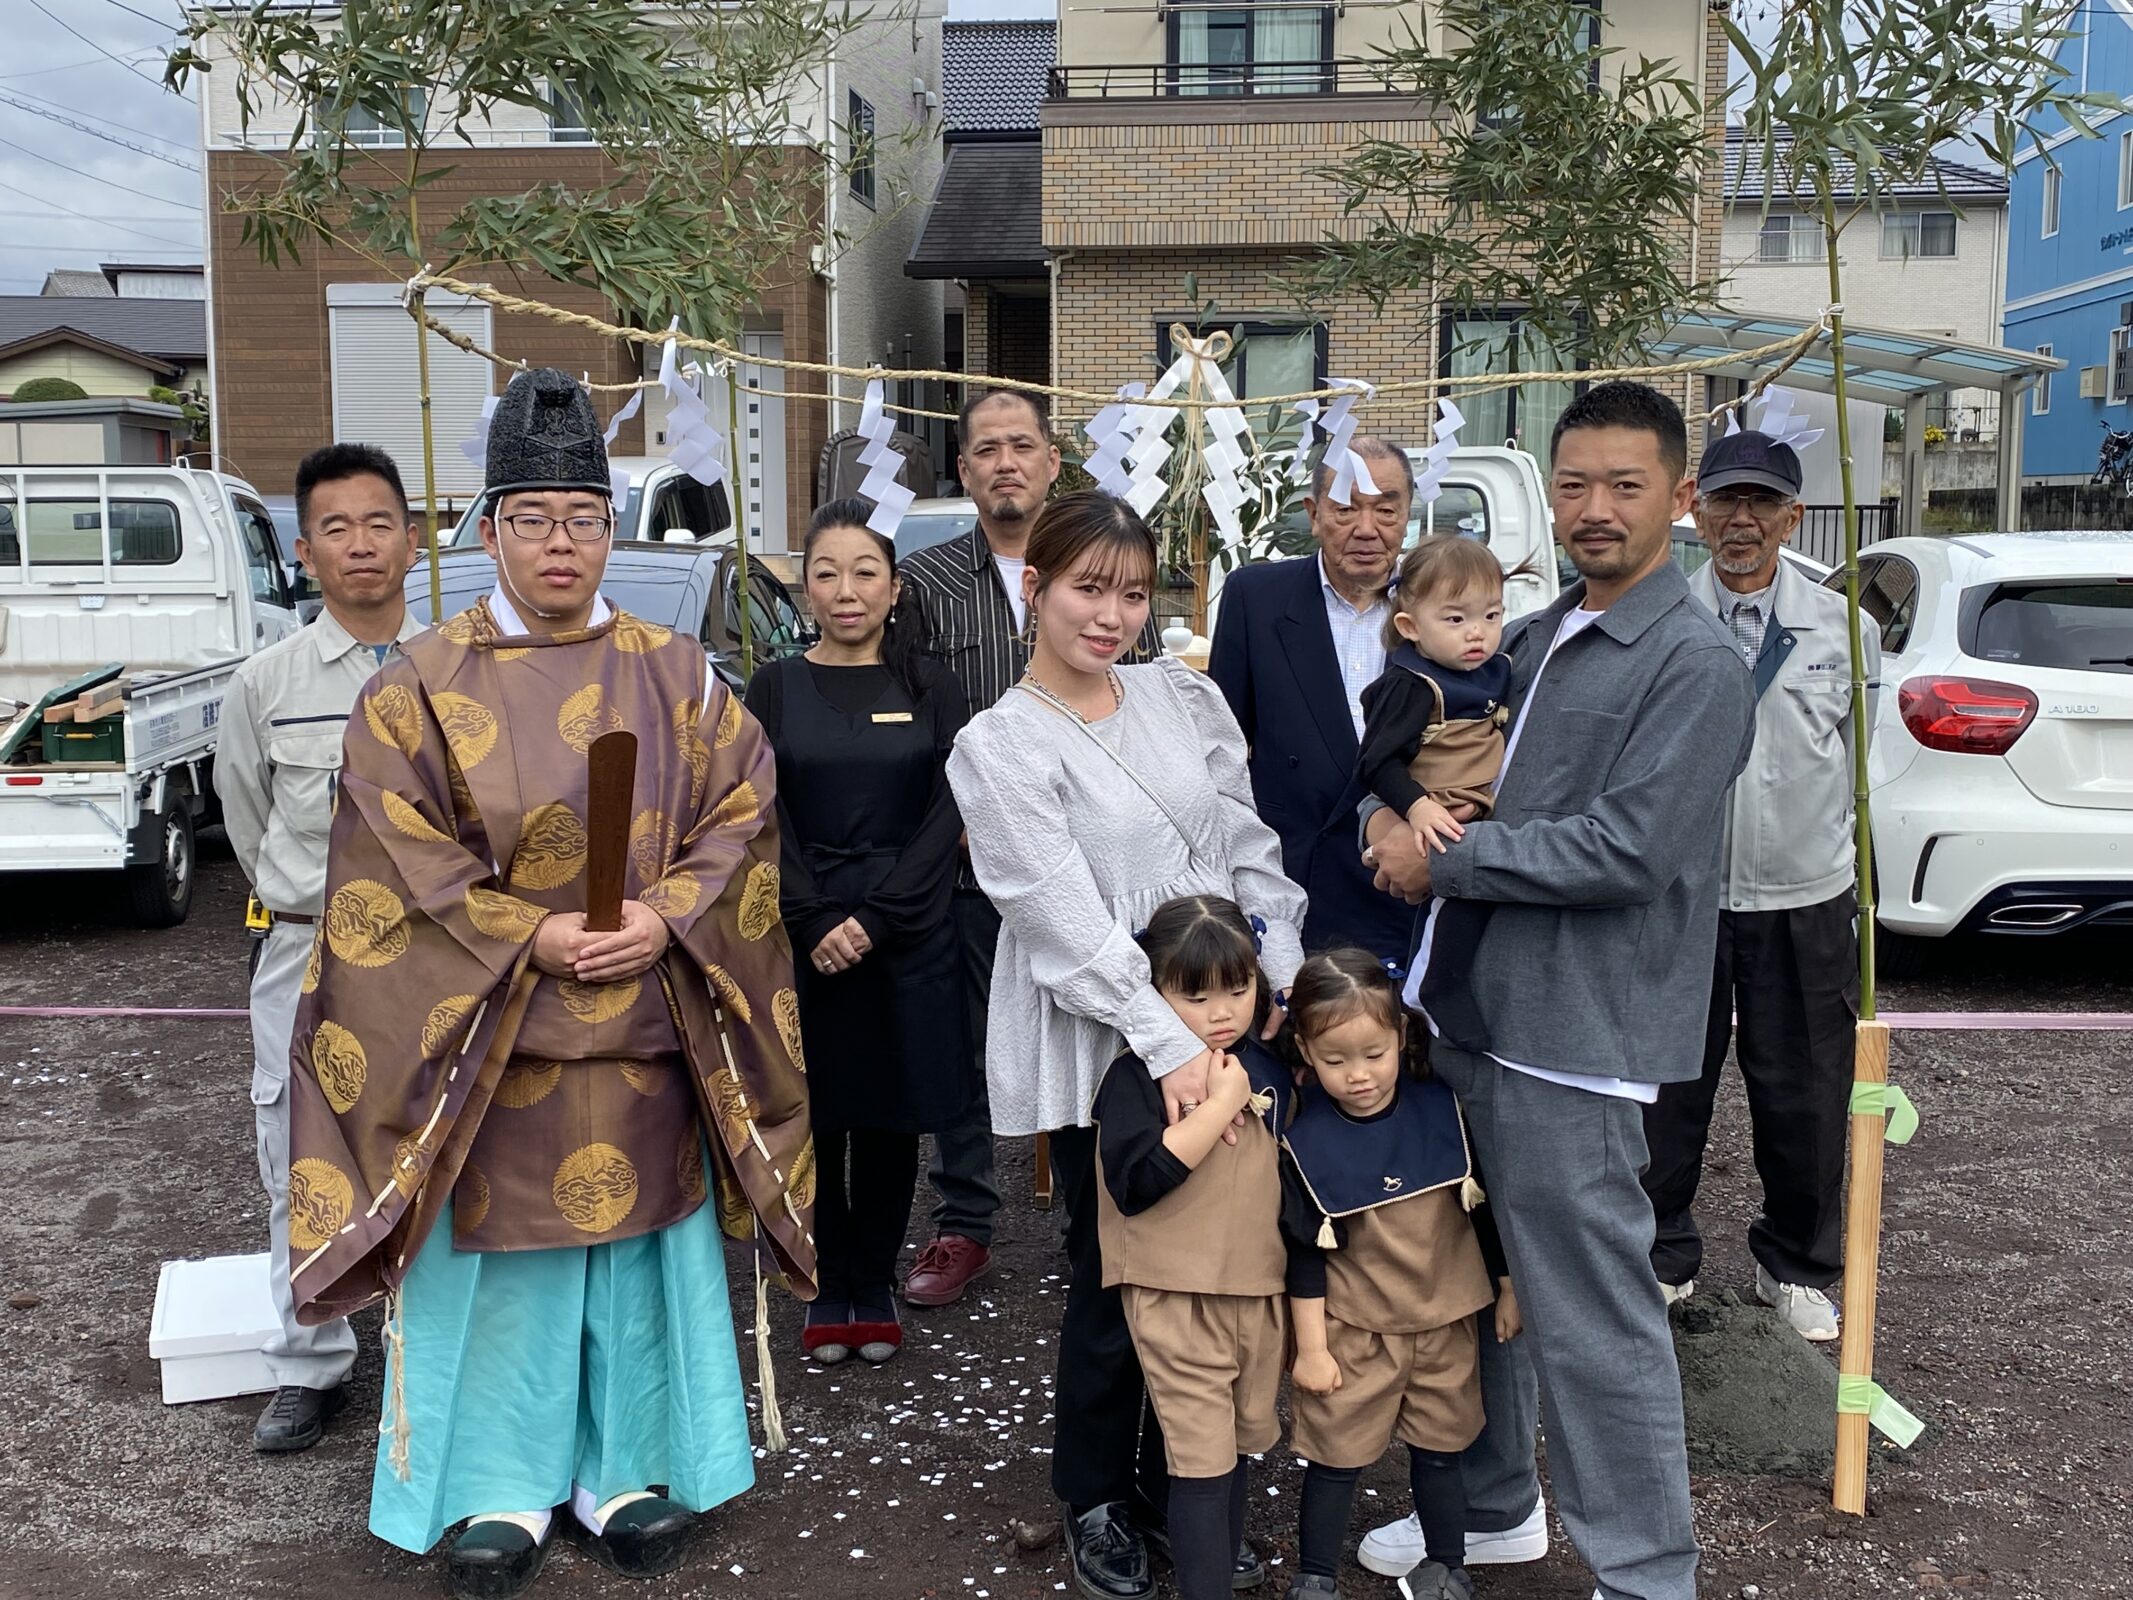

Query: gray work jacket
[1424,561,1757,1086]
[1690,560,1882,914]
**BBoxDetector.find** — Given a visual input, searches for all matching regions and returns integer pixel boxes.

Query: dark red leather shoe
[902,1234,992,1307]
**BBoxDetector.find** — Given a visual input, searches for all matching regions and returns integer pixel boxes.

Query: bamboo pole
[725,362,756,680]
[412,287,443,621]
[1833,1019,1891,1513]
[1823,204,1889,1518]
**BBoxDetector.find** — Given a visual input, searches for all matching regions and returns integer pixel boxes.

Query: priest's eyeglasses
[500,514,614,543]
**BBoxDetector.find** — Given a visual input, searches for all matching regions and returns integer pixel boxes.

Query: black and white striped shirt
[900,525,1161,712]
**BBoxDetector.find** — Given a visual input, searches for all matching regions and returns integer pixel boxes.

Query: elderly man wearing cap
[1639,426,1880,1342]
[286,367,815,1597]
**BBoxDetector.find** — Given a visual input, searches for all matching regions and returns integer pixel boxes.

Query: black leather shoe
[568,1495,696,1578]
[1129,1498,1265,1591]
[252,1383,348,1453]
[1065,1502,1153,1600]
[446,1516,552,1599]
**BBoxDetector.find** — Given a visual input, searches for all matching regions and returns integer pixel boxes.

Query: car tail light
[1898,675,2038,755]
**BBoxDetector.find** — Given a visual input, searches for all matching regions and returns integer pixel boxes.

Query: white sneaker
[1660,1278,1696,1307]
[1358,1495,1547,1576]
[1756,1264,1840,1342]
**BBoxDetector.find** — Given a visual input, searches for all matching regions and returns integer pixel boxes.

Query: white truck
[0,466,301,924]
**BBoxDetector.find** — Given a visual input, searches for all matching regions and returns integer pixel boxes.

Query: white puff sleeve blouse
[945,655,1308,1136]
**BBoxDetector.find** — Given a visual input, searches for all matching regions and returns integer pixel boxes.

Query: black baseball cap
[1698,429,1803,498]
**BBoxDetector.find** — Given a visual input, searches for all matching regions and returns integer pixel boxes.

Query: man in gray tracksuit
[216,443,419,1452]
[1359,382,1755,1600]
[1641,429,1881,1343]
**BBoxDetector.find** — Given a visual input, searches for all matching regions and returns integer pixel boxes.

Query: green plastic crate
[48,717,126,763]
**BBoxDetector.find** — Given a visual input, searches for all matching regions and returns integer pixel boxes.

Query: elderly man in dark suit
[1208,435,1417,965]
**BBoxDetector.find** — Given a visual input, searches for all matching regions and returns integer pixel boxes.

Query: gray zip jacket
[1419,561,1756,1085]
[1690,560,1881,913]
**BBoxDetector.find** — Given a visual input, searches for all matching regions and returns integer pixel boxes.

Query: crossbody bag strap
[1012,683,1202,863]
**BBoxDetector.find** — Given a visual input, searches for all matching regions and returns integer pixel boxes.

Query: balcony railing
[1046,60,1410,100]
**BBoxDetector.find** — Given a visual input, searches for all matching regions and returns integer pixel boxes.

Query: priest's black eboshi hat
[484,367,610,500]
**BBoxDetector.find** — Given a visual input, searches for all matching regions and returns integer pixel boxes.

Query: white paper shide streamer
[1727,383,1826,454]
[458,394,502,473]
[658,319,728,493]
[1318,378,1380,506]
[1196,361,1253,547]
[855,376,914,537]
[600,384,644,504]
[1082,383,1147,500]
[1411,398,1466,508]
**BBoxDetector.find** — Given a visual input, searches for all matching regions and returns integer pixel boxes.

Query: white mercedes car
[1850,531,2133,964]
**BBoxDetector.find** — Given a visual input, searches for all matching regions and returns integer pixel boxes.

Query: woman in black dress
[745,498,972,1365]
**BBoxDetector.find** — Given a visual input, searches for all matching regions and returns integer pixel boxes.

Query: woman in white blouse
[946,490,1306,1594]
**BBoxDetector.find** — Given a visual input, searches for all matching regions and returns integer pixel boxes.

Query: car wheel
[1873,921,1931,983]
[126,801,195,928]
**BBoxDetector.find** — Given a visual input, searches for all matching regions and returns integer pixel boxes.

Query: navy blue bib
[1389,645,1511,722]
[1234,1038,1292,1137]
[1282,1075,1471,1219]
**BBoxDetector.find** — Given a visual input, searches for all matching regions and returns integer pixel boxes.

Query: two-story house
[1036,3,1727,457]
[1721,127,2009,445]
[2004,2,2133,486]
[195,3,944,551]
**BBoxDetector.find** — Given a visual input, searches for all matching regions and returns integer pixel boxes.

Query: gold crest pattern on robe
[286,600,814,1323]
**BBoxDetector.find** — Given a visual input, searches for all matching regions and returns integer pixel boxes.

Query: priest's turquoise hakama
[369,1198,754,1553]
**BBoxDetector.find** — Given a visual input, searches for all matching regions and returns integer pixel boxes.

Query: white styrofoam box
[149,1253,281,1405]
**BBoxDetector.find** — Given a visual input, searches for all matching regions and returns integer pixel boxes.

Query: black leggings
[810,1127,919,1308]
[1300,1447,1466,1577]
[1168,1458,1249,1600]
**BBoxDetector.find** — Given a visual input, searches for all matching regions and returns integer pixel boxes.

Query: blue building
[2004,4,2133,485]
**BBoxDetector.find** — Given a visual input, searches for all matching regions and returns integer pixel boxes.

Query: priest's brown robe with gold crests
[285,599,815,1324]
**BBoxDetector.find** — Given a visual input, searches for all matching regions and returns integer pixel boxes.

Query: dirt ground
[1,841,2128,1600]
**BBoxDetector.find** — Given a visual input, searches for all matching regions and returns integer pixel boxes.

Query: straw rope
[408,269,1830,424]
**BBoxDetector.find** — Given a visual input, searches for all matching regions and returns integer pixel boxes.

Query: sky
[0,0,201,294]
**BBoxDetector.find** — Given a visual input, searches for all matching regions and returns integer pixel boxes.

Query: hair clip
[1132,926,1148,943]
[1249,914,1267,954]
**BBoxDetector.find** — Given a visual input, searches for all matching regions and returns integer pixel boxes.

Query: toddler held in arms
[1355,537,1513,855]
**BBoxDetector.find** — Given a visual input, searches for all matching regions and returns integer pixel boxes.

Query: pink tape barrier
[2,1006,2129,1028]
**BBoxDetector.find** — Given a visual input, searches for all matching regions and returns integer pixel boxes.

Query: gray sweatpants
[1432,1043,1697,1600]
[250,920,357,1390]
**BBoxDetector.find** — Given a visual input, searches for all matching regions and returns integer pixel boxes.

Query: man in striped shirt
[898,389,1159,1309]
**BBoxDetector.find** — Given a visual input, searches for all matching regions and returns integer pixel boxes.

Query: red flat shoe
[849,1302,902,1364]
[802,1301,854,1365]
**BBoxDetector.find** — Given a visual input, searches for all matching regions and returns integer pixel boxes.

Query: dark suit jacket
[1208,556,1415,965]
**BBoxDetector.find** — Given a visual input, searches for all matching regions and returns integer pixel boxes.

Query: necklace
[1019,667,1122,724]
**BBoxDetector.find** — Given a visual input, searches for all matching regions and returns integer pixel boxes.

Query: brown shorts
[1289,1313,1483,1469]
[1123,1286,1288,1479]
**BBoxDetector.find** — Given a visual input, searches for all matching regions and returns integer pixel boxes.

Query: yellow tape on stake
[1836,1374,1925,1448]
[1850,1080,1919,1144]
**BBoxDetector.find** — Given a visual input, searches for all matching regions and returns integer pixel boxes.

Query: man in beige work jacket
[215,442,421,1451]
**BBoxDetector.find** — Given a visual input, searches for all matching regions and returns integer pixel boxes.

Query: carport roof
[1649,310,2064,407]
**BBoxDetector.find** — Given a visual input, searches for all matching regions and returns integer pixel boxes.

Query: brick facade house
[196,6,943,552]
[1039,3,1731,458]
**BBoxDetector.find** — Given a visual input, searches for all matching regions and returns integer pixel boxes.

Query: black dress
[745,656,973,1135]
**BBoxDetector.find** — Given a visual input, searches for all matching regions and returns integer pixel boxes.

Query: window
[328,283,493,499]
[1167,7,1333,95]
[1156,320,1327,450]
[19,499,182,566]
[1439,312,1577,457]
[342,88,426,148]
[1882,210,1956,260]
[1757,214,1825,264]
[2033,346,2052,414]
[1968,583,2133,676]
[2121,130,2133,210]
[2112,325,2133,406]
[847,91,876,206]
[1857,555,1920,655]
[231,496,290,607]
[645,474,727,541]
[2042,166,2060,238]
[547,80,596,144]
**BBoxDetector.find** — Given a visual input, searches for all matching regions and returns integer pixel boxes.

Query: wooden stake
[1832,1016,1892,1515]
[1032,1131,1054,1211]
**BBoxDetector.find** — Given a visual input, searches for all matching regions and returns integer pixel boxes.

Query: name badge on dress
[871,711,914,723]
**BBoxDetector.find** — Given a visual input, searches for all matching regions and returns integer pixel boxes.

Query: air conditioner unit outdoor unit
[2081,366,2109,400]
